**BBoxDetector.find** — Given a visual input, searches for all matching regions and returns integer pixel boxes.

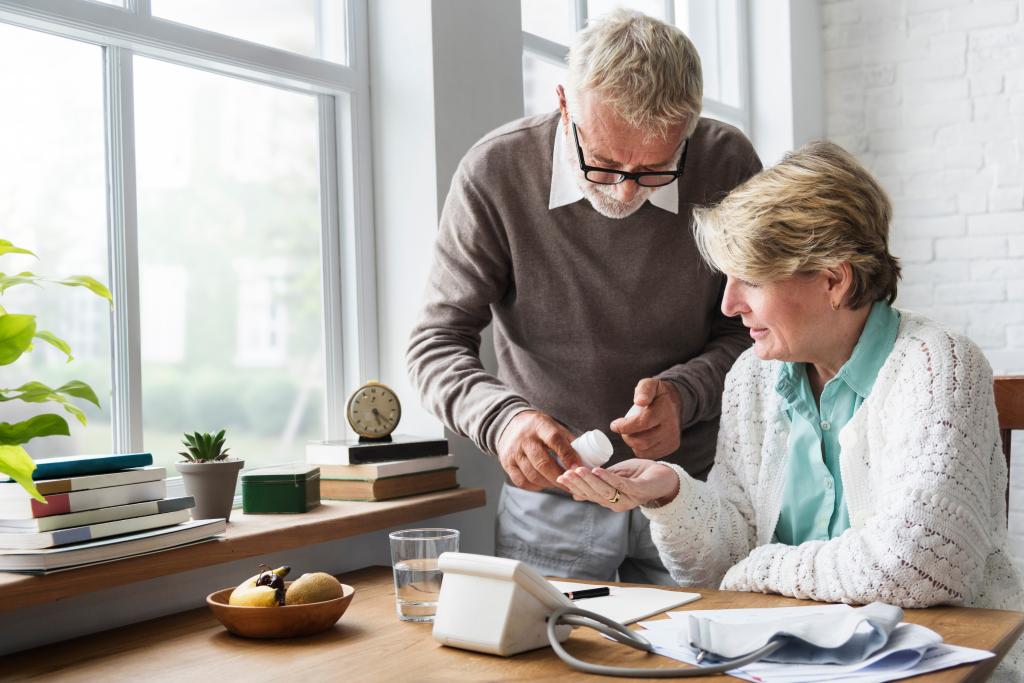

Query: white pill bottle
[570,405,642,468]
[571,430,614,468]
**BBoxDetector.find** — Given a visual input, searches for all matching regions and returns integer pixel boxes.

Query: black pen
[562,587,610,600]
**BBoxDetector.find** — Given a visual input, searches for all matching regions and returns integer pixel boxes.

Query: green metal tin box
[241,464,321,514]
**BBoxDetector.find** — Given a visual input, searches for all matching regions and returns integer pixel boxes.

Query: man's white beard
[583,182,655,219]
[564,122,655,219]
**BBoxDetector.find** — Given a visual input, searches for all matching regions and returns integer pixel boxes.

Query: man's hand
[556,459,680,512]
[497,411,581,491]
[609,378,682,459]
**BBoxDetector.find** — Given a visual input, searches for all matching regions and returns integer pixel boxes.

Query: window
[521,0,750,131]
[133,58,324,471]
[0,1,375,476]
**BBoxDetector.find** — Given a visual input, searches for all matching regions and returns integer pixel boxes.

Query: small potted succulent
[175,429,243,522]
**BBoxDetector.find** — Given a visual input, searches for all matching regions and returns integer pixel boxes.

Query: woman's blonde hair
[693,140,901,309]
[567,9,702,139]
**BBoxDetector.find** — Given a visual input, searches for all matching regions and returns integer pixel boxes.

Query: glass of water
[388,528,459,622]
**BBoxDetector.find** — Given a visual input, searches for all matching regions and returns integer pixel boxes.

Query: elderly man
[407,10,760,584]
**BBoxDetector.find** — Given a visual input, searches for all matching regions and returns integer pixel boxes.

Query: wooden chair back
[995,376,1024,510]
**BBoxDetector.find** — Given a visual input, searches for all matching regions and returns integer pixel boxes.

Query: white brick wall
[822,0,1024,562]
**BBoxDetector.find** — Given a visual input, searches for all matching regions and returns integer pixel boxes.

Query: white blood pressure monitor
[433,553,789,677]
[433,552,573,656]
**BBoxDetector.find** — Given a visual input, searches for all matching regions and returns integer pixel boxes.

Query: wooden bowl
[207,582,355,639]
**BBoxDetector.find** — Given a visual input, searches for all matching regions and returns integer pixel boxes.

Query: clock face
[346,382,401,438]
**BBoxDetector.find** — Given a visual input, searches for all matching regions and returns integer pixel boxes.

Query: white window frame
[0,0,378,468]
[521,0,751,132]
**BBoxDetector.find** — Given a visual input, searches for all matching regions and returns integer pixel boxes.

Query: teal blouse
[773,301,901,545]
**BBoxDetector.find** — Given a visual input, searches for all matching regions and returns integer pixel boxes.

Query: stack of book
[306,436,457,501]
[0,453,226,574]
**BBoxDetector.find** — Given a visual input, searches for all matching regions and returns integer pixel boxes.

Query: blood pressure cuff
[688,602,904,665]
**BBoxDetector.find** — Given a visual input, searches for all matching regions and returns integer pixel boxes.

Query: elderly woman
[558,141,1023,619]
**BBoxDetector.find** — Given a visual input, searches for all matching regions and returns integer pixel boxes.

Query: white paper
[548,580,701,624]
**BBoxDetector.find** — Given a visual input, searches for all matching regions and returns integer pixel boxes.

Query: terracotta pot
[176,459,244,522]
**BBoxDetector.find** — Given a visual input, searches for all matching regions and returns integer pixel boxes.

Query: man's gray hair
[567,9,703,139]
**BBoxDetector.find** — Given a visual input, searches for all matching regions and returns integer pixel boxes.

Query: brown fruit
[285,572,344,605]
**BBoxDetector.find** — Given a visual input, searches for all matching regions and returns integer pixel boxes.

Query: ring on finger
[607,488,621,504]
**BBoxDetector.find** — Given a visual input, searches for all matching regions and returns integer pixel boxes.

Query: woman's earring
[831,300,840,311]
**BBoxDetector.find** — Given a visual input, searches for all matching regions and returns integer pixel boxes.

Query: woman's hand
[556,459,680,512]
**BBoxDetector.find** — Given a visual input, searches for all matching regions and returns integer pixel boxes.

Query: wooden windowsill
[0,487,486,614]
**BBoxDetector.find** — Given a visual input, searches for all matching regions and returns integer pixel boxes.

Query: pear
[228,565,290,607]
[285,572,344,605]
[228,582,278,607]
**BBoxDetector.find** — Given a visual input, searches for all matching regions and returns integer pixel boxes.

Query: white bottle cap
[571,430,613,468]
[625,404,643,418]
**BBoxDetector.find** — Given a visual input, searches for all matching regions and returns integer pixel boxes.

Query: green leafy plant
[179,429,231,463]
[0,238,112,501]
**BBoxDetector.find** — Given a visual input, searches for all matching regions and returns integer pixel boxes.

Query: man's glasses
[571,121,688,187]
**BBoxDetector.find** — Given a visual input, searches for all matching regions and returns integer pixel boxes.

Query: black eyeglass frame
[571,121,689,187]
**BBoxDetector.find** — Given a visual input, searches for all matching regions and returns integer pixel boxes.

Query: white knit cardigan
[643,310,1024,614]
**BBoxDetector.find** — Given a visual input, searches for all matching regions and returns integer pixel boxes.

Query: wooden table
[5,566,1022,682]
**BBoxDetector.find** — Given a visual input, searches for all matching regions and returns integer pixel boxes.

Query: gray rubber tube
[547,605,785,678]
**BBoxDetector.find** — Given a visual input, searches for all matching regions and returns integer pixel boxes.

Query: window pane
[676,0,743,108]
[522,0,575,45]
[674,0,690,33]
[523,51,566,117]
[152,0,347,65]
[133,57,325,474]
[0,24,113,459]
[715,0,742,108]
[588,0,667,22]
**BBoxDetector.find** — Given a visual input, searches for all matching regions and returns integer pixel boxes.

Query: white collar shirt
[547,118,679,214]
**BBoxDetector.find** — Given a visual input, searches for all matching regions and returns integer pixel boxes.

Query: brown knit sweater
[408,112,762,477]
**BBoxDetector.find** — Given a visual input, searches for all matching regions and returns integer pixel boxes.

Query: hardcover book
[0,496,195,533]
[0,467,166,498]
[0,480,166,519]
[317,454,455,480]
[319,467,458,502]
[306,436,447,466]
[2,453,155,481]
[0,508,192,550]
[0,518,226,574]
